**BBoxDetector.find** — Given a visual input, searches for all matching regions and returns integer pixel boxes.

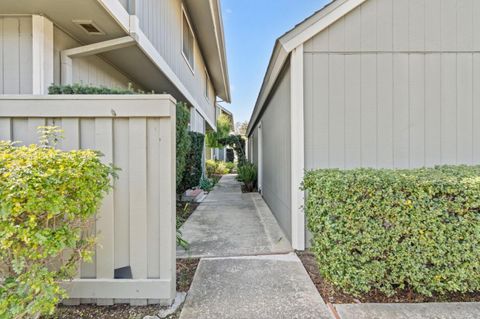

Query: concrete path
[177,174,292,258]
[180,254,334,319]
[335,303,480,319]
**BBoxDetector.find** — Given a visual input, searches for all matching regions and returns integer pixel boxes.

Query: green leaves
[303,166,480,297]
[176,102,192,194]
[0,141,115,318]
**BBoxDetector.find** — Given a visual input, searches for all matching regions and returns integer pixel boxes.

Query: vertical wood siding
[189,107,206,134]
[260,67,292,241]
[0,96,176,304]
[304,0,480,169]
[136,0,216,126]
[53,27,133,89]
[0,17,33,94]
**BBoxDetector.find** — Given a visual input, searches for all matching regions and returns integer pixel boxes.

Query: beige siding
[190,107,206,134]
[259,66,292,240]
[0,16,33,94]
[0,96,176,304]
[304,0,480,169]
[136,0,216,124]
[53,27,133,89]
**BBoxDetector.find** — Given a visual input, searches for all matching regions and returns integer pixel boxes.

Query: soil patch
[176,201,199,228]
[48,259,200,319]
[297,250,480,304]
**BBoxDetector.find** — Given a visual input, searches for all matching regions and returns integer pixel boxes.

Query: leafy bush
[179,132,204,193]
[0,141,115,318]
[237,162,257,192]
[199,176,215,192]
[225,161,236,173]
[206,160,230,177]
[175,102,192,194]
[302,166,480,297]
[48,83,140,95]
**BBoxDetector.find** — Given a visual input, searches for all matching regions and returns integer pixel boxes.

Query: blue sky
[219,0,330,123]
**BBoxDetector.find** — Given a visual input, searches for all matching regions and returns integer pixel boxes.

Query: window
[204,69,210,100]
[182,10,194,72]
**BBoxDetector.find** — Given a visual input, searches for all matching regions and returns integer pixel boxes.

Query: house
[0,0,230,305]
[0,0,230,135]
[247,0,480,250]
[207,104,235,161]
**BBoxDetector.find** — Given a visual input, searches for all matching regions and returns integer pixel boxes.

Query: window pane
[183,14,194,69]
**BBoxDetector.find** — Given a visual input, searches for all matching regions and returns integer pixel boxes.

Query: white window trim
[204,67,211,101]
[181,5,195,74]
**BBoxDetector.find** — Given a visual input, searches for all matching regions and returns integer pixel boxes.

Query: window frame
[181,6,195,74]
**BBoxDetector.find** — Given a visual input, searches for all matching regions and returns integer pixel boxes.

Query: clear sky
[219,0,330,124]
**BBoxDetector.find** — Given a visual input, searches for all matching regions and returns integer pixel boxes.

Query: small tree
[206,114,231,148]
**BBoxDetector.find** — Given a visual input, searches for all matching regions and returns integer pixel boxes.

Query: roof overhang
[0,0,230,129]
[247,0,367,136]
[183,0,231,102]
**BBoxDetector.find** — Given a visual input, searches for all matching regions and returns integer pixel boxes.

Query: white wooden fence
[0,95,176,305]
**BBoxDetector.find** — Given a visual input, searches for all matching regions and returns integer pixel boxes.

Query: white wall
[135,0,216,125]
[304,0,480,170]
[0,16,33,94]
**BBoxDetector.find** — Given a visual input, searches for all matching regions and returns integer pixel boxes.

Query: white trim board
[290,44,305,250]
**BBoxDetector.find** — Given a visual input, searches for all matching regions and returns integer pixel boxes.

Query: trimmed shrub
[302,166,480,297]
[48,83,138,95]
[179,132,205,192]
[176,102,192,194]
[0,141,115,318]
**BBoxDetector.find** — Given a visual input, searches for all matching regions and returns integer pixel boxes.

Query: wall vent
[73,20,105,35]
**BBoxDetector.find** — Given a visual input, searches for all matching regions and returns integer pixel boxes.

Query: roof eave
[247,0,367,136]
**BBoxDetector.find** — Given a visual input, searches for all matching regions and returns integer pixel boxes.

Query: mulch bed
[176,201,199,227]
[48,259,200,319]
[297,250,480,304]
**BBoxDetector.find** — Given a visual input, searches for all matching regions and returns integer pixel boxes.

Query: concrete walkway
[180,254,333,319]
[177,175,333,319]
[177,174,292,258]
[176,175,480,319]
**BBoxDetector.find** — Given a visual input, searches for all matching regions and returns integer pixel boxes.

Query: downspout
[60,36,136,85]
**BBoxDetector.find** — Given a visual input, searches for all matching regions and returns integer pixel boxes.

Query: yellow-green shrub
[0,141,115,318]
[303,166,480,297]
[206,160,229,177]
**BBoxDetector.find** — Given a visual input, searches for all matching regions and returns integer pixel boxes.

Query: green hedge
[302,166,480,297]
[179,132,204,193]
[0,141,115,318]
[48,83,138,95]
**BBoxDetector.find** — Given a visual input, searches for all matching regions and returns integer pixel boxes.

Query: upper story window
[204,68,210,101]
[182,9,195,72]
